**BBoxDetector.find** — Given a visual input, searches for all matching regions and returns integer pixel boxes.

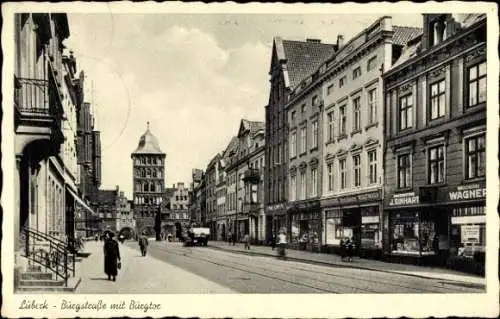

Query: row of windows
[135,196,162,205]
[396,134,485,189]
[326,150,378,192]
[134,157,163,166]
[135,182,162,193]
[290,119,319,158]
[290,166,319,201]
[329,55,377,91]
[171,204,188,210]
[135,168,163,178]
[397,61,486,132]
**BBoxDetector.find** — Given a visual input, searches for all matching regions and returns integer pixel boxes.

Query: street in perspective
[11,10,488,295]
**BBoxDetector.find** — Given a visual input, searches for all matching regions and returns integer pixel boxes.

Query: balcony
[14,74,64,152]
[242,168,261,184]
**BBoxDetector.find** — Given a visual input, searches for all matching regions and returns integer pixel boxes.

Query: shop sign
[361,215,379,224]
[461,225,480,243]
[267,203,285,211]
[449,184,486,201]
[388,192,420,206]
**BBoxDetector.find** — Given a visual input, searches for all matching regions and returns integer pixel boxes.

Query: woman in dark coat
[103,232,121,281]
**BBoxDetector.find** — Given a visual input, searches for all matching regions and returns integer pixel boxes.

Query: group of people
[101,231,151,282]
[226,231,252,250]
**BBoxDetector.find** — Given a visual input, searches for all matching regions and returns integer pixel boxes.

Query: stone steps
[21,272,53,280]
[16,277,82,293]
[19,278,66,287]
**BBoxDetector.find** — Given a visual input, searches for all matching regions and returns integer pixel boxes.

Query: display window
[361,223,380,248]
[450,206,485,258]
[390,211,438,256]
[325,217,342,245]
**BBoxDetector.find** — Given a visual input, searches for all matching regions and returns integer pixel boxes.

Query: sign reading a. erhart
[389,192,420,206]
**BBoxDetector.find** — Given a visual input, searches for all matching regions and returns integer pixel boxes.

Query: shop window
[399,94,413,131]
[429,80,446,120]
[467,61,486,107]
[465,134,486,179]
[353,97,361,132]
[353,155,361,187]
[339,158,347,189]
[368,150,377,185]
[428,145,445,184]
[397,154,411,188]
[450,207,486,258]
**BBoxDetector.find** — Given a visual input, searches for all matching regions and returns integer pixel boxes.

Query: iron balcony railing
[21,227,75,286]
[15,77,49,115]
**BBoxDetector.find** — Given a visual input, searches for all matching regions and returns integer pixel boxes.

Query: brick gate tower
[131,122,166,238]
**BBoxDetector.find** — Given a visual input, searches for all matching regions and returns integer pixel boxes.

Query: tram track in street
[140,243,482,293]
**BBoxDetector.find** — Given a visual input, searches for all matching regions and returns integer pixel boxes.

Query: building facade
[117,191,135,238]
[215,159,227,240]
[287,83,324,251]
[223,136,240,237]
[383,14,486,269]
[131,123,166,237]
[206,154,221,237]
[265,37,337,244]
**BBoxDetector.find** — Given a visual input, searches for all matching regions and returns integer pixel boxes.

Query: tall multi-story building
[206,154,221,236]
[383,14,486,270]
[265,38,337,244]
[287,82,324,251]
[188,168,204,225]
[117,190,135,237]
[96,186,120,232]
[223,136,240,237]
[164,182,191,239]
[215,159,227,240]
[13,13,98,290]
[131,122,166,237]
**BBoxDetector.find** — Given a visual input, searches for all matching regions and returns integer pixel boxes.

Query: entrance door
[343,209,362,251]
[266,216,273,243]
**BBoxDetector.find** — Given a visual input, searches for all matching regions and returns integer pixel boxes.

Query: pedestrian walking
[139,232,149,256]
[243,233,250,250]
[277,230,287,259]
[340,237,347,261]
[346,237,355,262]
[232,232,237,246]
[103,232,121,282]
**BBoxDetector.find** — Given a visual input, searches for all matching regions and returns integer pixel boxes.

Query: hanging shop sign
[448,184,486,201]
[388,192,420,206]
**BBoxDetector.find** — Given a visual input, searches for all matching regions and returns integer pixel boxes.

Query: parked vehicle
[184,227,210,247]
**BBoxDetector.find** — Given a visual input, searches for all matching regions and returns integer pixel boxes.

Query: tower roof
[132,122,165,155]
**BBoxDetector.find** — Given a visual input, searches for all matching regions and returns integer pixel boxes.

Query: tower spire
[147,121,150,130]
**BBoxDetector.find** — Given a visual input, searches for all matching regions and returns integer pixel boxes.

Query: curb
[207,244,485,288]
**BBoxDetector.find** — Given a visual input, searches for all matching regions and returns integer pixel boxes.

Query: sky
[64,13,422,199]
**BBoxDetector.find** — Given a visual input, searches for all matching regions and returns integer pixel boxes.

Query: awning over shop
[66,187,96,217]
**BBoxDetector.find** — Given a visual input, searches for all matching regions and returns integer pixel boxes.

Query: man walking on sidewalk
[243,233,250,250]
[139,232,149,257]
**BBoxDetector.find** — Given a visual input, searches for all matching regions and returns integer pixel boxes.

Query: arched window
[152,157,157,165]
[152,169,157,178]
[147,157,151,165]
[143,183,148,192]
[150,183,155,192]
[146,168,151,177]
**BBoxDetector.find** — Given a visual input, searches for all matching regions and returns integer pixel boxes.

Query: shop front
[265,203,288,244]
[288,200,321,252]
[322,190,382,258]
[384,182,486,272]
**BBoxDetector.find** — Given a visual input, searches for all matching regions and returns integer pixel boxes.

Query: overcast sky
[64,13,422,199]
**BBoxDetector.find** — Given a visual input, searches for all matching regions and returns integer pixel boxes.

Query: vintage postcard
[1,1,499,318]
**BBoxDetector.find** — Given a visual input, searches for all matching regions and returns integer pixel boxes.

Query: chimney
[337,35,344,48]
[306,38,321,43]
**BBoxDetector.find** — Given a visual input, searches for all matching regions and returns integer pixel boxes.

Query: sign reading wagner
[448,184,486,201]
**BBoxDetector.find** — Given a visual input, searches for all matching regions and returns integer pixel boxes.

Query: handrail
[22,227,75,286]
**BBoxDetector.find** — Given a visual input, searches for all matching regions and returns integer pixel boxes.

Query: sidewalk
[208,241,485,286]
[75,240,234,293]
